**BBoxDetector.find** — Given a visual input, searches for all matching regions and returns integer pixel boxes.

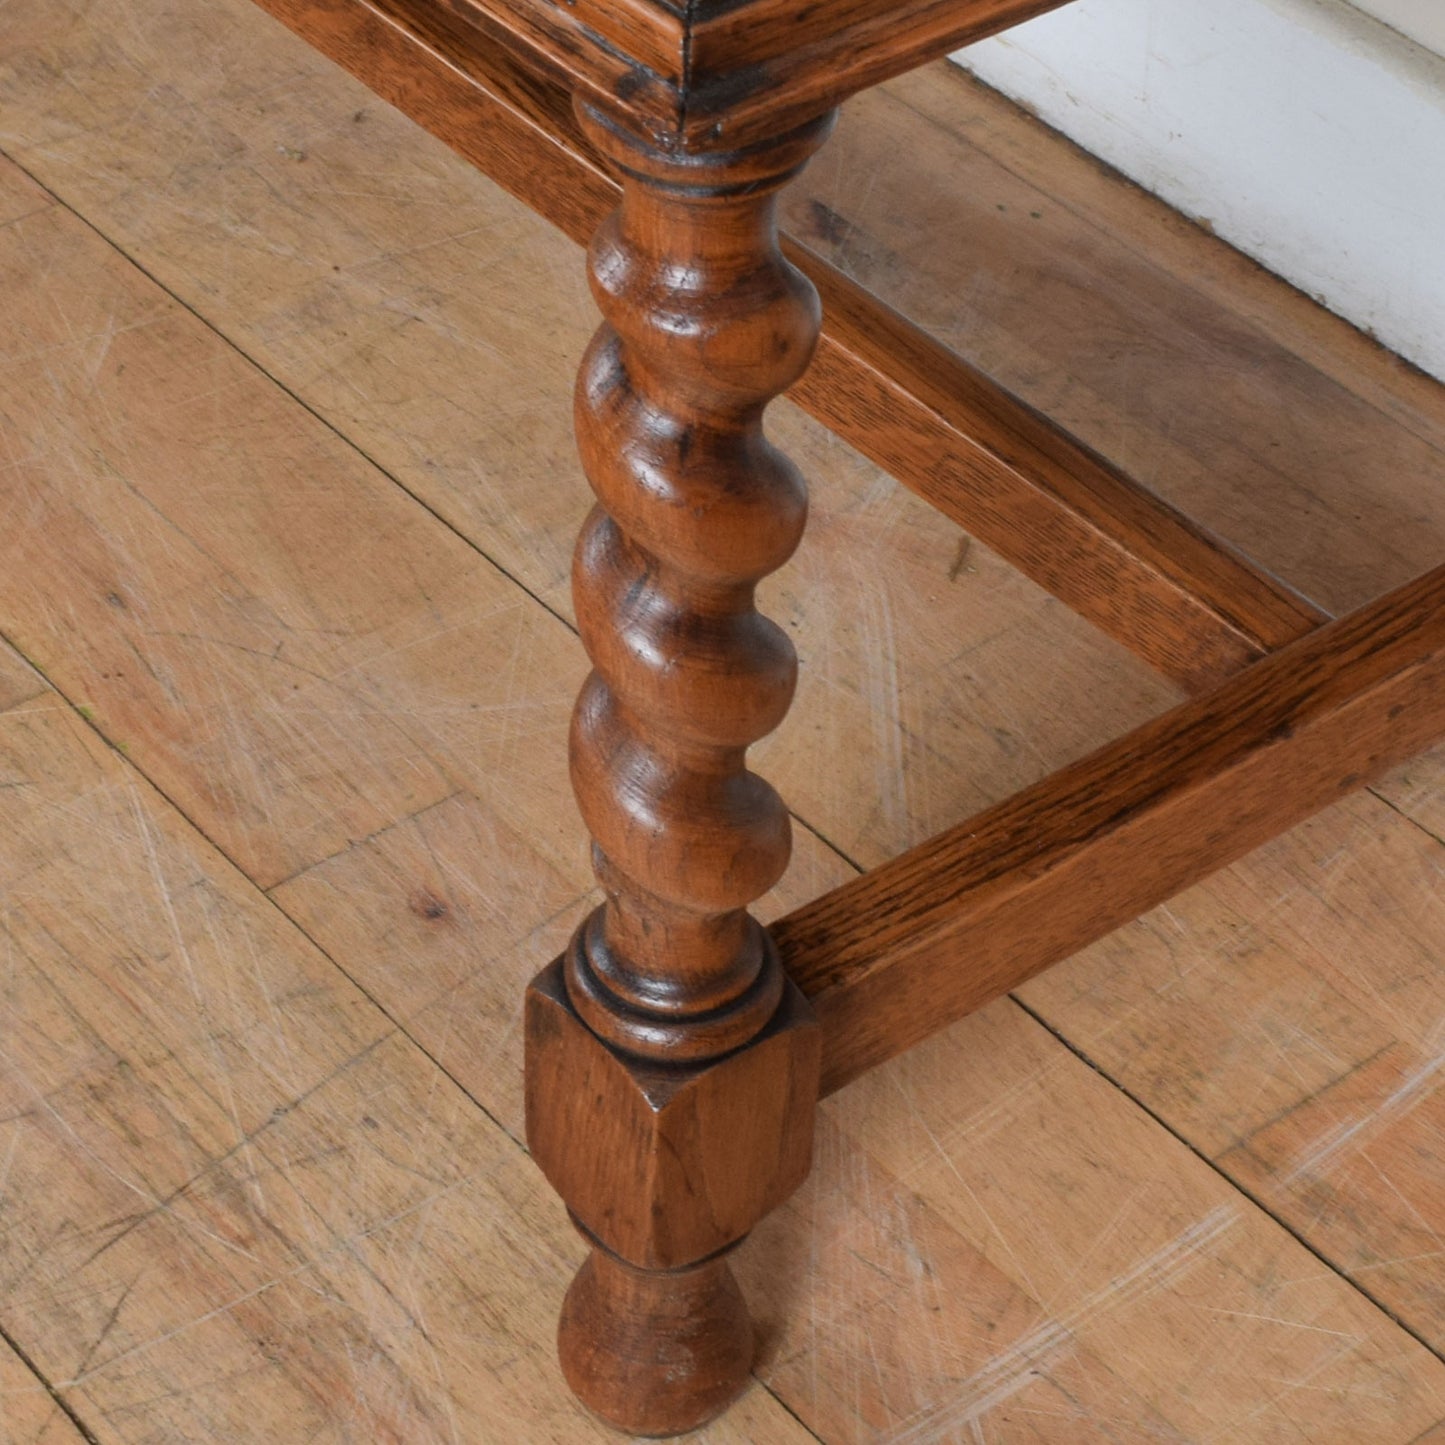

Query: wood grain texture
[7,0,1445,1434]
[778,561,1445,1093]
[415,0,1078,146]
[787,71,1445,620]
[794,265,1325,691]
[279,777,1445,1438]
[560,105,833,1061]
[0,1342,86,1445]
[675,0,1080,145]
[0,157,51,229]
[0,686,812,1443]
[529,963,819,1432]
[1017,787,1445,1363]
[0,161,576,892]
[259,0,617,244]
[0,650,47,716]
[239,0,1323,692]
[751,1002,1445,1443]
[10,0,1441,647]
[269,791,849,1146]
[9,669,1443,1442]
[0,0,1183,890]
[891,63,1445,454]
[526,104,839,1432]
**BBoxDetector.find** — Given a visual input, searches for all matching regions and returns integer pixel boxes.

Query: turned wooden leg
[524,102,836,1436]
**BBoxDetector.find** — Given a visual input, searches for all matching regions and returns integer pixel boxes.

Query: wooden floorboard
[778,563,1445,1093]
[788,71,1445,619]
[0,1335,89,1445]
[888,66,1445,459]
[4,0,1445,1438]
[0,0,1183,890]
[1023,790,1445,1357]
[0,682,812,1443]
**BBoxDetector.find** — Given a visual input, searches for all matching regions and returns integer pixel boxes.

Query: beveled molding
[428,0,1078,144]
[257,0,1326,695]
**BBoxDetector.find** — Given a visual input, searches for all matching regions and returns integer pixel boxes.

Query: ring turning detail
[247,0,1445,1434]
[524,102,836,1436]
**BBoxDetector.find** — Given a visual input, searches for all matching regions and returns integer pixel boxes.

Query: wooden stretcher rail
[773,560,1445,1096]
[255,0,1326,692]
[246,0,1440,1430]
[792,273,1327,691]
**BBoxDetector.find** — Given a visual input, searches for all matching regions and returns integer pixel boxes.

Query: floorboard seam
[0,1321,104,1445]
[1009,992,1445,1372]
[1367,783,1445,858]
[0,148,577,635]
[7,101,1444,1426]
[0,633,820,1435]
[0,142,868,888]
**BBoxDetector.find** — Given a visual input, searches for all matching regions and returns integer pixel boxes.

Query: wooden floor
[3,0,1445,1440]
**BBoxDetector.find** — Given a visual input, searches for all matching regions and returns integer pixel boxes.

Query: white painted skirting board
[1351,0,1445,56]
[953,0,1445,382]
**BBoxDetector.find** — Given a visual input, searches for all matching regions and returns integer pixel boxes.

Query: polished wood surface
[777,560,1445,1092]
[347,0,1399,1413]
[559,105,832,1065]
[6,0,1445,1435]
[525,104,838,1431]
[255,0,1325,692]
[793,266,1327,691]
[422,0,1078,144]
[530,962,819,1432]
[803,67,1445,620]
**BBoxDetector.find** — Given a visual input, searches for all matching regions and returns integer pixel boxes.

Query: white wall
[953,0,1445,381]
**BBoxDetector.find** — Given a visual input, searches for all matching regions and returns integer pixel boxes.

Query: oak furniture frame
[248,0,1442,1432]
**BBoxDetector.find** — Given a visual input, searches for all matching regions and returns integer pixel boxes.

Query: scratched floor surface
[3,0,1445,1441]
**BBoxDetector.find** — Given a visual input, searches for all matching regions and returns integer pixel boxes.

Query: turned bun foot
[558,1246,754,1437]
[528,101,832,1438]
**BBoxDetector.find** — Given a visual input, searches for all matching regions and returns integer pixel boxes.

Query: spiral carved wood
[523,103,835,1435]
[565,103,836,1063]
